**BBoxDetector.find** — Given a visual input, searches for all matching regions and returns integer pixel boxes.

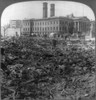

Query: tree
[3,24,10,39]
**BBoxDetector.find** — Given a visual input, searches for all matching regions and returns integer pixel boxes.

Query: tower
[50,4,55,17]
[43,2,48,18]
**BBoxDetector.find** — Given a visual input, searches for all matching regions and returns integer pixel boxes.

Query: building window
[60,27,62,31]
[56,27,58,30]
[61,21,62,24]
[47,22,48,25]
[41,22,42,25]
[53,27,55,30]
[65,21,68,25]
[31,28,32,31]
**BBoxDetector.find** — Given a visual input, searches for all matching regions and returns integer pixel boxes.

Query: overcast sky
[1,1,95,26]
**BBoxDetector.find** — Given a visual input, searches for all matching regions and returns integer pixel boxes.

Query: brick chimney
[50,4,55,17]
[43,2,48,18]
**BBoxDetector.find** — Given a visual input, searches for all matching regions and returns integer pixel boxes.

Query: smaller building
[10,20,22,28]
[5,28,21,38]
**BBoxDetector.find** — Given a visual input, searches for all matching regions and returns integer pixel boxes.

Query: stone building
[21,17,73,37]
[32,17,73,37]
[21,2,74,37]
[10,20,22,28]
[72,16,90,34]
[9,2,91,39]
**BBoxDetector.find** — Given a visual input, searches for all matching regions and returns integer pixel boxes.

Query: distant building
[2,20,22,38]
[67,14,90,40]
[8,2,92,39]
[5,28,21,38]
[10,20,22,28]
[72,16,90,34]
[21,17,73,37]
[20,2,74,37]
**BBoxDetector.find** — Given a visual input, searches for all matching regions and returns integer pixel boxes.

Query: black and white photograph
[0,0,96,100]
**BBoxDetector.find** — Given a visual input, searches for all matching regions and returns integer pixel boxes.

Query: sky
[1,1,95,26]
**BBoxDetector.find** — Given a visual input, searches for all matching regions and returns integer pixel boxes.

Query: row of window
[23,26,90,33]
[23,22,30,26]
[23,20,72,26]
[34,21,59,26]
[75,22,90,27]
[23,21,90,30]
[34,21,72,26]
[75,22,90,31]
[23,26,68,32]
[23,28,30,31]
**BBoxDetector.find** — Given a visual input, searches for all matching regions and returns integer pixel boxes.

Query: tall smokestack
[43,2,48,18]
[50,4,55,17]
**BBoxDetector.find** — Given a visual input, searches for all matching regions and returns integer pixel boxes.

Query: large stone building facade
[9,2,91,39]
[21,17,73,37]
[73,17,90,33]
